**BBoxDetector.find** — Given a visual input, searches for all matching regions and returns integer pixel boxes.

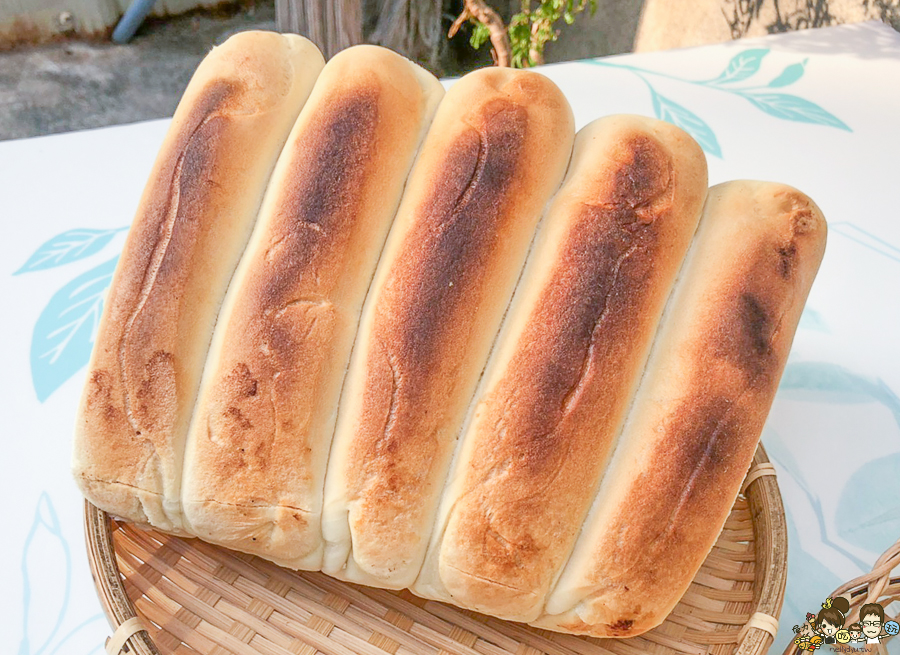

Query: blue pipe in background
[112,0,158,44]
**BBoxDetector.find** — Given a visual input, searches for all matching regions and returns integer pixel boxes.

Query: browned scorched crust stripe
[322,67,575,589]
[181,46,444,570]
[535,180,826,637]
[72,32,325,532]
[414,115,708,623]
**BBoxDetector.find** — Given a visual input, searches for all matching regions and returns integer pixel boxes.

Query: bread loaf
[72,32,325,532]
[321,67,575,589]
[535,180,826,637]
[180,45,444,570]
[413,115,708,621]
[73,36,829,639]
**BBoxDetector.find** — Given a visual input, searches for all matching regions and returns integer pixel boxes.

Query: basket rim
[84,443,787,655]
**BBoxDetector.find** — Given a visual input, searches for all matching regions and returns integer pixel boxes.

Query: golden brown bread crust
[72,32,325,531]
[180,46,444,569]
[322,67,575,588]
[71,35,826,634]
[535,180,826,637]
[417,116,708,621]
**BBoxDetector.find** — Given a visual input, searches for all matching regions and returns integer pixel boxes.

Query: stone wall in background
[635,0,900,52]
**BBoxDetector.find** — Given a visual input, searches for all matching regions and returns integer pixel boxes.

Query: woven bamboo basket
[85,444,787,655]
[781,537,900,655]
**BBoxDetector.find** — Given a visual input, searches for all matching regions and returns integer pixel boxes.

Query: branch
[450,0,511,67]
[529,19,544,66]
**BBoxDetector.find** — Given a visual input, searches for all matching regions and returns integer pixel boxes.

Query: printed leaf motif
[42,615,106,655]
[14,228,125,275]
[649,87,722,158]
[708,48,769,84]
[742,93,851,131]
[779,362,900,427]
[768,60,807,88]
[836,453,900,554]
[30,256,118,402]
[18,493,70,655]
[777,504,845,654]
[831,222,900,263]
[798,307,828,333]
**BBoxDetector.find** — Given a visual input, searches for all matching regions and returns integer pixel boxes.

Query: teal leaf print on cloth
[583,48,850,158]
[768,60,807,87]
[707,48,769,84]
[741,93,851,130]
[798,307,828,333]
[14,228,126,275]
[836,453,900,555]
[831,223,900,263]
[779,362,900,427]
[766,363,900,652]
[18,493,105,655]
[777,502,844,654]
[31,256,118,402]
[19,493,69,655]
[649,87,723,158]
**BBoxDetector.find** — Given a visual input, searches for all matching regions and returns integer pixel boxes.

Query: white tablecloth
[2,21,899,655]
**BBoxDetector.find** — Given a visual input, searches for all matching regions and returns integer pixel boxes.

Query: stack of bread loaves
[72,32,826,638]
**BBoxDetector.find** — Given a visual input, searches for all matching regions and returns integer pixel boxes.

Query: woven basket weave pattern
[87,446,787,655]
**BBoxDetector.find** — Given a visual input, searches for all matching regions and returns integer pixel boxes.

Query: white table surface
[2,21,899,655]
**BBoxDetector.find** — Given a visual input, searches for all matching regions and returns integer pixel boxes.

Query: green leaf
[509,12,529,27]
[469,22,491,50]
[467,0,596,66]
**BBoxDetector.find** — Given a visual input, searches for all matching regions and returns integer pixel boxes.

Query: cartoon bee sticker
[794,636,811,651]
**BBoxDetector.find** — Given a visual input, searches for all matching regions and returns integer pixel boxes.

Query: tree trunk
[367,0,445,70]
[276,0,363,60]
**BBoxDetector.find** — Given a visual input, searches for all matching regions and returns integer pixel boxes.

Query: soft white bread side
[413,115,708,621]
[535,180,826,637]
[72,32,325,532]
[180,46,445,570]
[321,67,575,589]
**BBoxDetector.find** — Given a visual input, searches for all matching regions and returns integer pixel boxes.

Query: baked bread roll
[321,67,575,589]
[72,32,325,532]
[72,35,829,637]
[535,180,826,637]
[414,115,708,621]
[180,46,444,570]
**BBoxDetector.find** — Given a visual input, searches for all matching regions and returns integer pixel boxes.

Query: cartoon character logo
[794,636,811,651]
[789,596,896,652]
[859,602,889,644]
[815,597,850,645]
[793,614,818,650]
